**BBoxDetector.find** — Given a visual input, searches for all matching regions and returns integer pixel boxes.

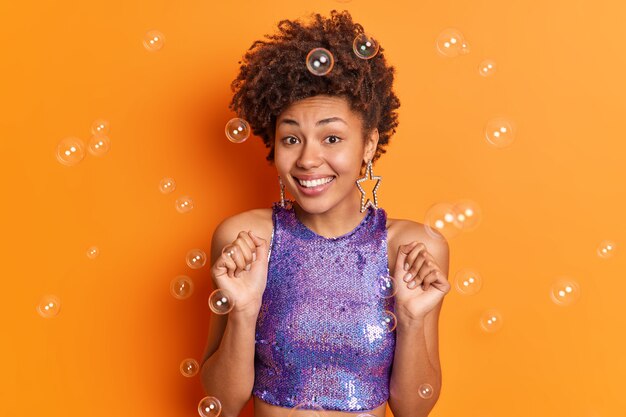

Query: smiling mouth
[293,176,336,188]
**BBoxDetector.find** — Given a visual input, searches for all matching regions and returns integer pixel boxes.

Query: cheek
[328,153,361,177]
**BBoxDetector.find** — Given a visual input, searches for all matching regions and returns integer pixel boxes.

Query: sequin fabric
[253,200,396,411]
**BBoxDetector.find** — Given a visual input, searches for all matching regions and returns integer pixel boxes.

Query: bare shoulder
[213,207,273,246]
[387,216,448,248]
[385,215,449,273]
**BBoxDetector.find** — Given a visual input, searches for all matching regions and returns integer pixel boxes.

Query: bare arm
[388,225,449,417]
[200,310,258,417]
[388,315,442,417]
[199,214,265,417]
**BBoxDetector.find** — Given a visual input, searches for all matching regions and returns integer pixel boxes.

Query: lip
[294,176,336,196]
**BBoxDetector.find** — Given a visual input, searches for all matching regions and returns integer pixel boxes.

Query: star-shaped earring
[355,159,382,212]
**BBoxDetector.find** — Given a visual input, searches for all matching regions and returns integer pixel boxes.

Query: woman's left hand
[391,241,451,322]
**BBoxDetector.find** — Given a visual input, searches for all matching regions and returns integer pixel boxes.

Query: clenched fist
[210,230,269,317]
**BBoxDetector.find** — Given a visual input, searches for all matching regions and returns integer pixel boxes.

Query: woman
[200,10,451,417]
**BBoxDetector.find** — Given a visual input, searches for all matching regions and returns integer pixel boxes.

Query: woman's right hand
[210,230,269,317]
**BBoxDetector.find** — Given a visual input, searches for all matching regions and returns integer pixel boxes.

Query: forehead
[277,95,360,126]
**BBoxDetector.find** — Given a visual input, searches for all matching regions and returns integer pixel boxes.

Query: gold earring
[355,159,382,212]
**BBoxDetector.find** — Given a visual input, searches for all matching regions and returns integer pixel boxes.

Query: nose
[296,141,322,170]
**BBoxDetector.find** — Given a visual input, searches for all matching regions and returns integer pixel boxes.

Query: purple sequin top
[252,200,396,411]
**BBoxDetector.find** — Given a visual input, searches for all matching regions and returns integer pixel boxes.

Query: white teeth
[297,176,334,188]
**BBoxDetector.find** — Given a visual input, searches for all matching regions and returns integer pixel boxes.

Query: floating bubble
[306,47,334,76]
[175,196,194,213]
[225,118,250,143]
[454,268,482,295]
[186,249,207,269]
[170,275,194,300]
[209,288,235,315]
[485,117,516,148]
[143,29,165,52]
[479,308,503,333]
[87,134,111,157]
[380,310,397,332]
[221,244,239,260]
[452,198,482,232]
[353,33,379,59]
[288,401,324,417]
[37,295,61,318]
[377,274,397,298]
[435,28,470,57]
[478,59,497,77]
[197,396,222,417]
[86,246,99,259]
[159,177,176,194]
[549,277,581,306]
[418,383,435,399]
[56,137,86,166]
[597,239,616,258]
[180,358,199,377]
[91,119,110,136]
[424,202,463,240]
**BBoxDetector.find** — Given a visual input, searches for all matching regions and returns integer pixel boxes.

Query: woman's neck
[292,190,368,239]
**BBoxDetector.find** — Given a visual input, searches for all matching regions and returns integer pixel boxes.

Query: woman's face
[274,94,378,212]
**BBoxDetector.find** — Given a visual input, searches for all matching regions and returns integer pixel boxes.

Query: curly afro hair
[228,9,400,169]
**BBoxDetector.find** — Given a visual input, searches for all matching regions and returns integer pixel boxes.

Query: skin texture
[201,95,450,417]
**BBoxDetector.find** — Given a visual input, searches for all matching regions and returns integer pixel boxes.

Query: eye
[325,135,342,144]
[282,136,300,145]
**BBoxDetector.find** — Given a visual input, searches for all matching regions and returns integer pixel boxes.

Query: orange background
[1,0,625,416]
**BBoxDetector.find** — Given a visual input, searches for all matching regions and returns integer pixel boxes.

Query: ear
[362,128,380,164]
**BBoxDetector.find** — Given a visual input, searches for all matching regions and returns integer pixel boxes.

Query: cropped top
[252,200,396,411]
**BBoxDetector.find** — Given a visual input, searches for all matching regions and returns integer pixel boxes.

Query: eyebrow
[277,117,348,127]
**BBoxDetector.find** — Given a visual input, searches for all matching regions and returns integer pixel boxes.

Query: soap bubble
[454,268,483,295]
[418,383,435,399]
[597,239,616,258]
[143,29,165,52]
[37,295,61,318]
[56,137,86,166]
[175,196,194,213]
[170,275,194,300]
[353,33,379,59]
[86,246,99,259]
[452,198,482,232]
[197,396,222,417]
[186,249,207,269]
[435,28,470,57]
[479,308,503,333]
[91,119,110,136]
[377,274,397,298]
[478,59,497,77]
[380,310,397,332]
[485,117,516,148]
[306,47,334,76]
[180,358,199,377]
[225,118,250,143]
[549,277,581,306]
[424,202,463,240]
[288,401,324,417]
[221,244,239,260]
[87,134,111,157]
[159,177,176,194]
[209,288,235,315]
